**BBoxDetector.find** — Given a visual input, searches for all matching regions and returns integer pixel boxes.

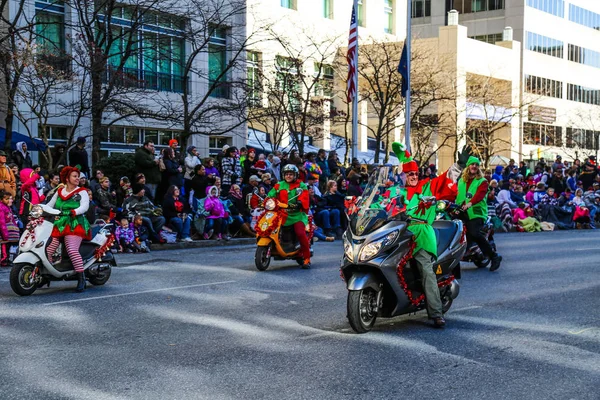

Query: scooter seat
[432,220,458,257]
[90,224,104,238]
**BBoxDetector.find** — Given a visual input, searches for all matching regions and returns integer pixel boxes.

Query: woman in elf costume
[267,164,312,269]
[45,166,91,292]
[381,142,471,328]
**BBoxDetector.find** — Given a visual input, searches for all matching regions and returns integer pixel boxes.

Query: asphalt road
[0,230,599,400]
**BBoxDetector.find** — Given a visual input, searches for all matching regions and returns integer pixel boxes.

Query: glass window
[525,32,563,59]
[412,0,431,18]
[384,0,394,33]
[144,130,159,144]
[209,27,229,99]
[125,128,141,144]
[247,51,261,106]
[281,0,297,10]
[527,0,563,17]
[36,11,65,52]
[323,0,333,19]
[108,126,125,143]
[358,0,365,27]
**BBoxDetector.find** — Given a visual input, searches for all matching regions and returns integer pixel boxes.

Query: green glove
[457,145,473,169]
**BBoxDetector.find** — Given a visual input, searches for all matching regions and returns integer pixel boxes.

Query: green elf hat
[466,156,481,167]
[392,142,413,163]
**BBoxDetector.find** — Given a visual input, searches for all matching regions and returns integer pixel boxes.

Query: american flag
[346,4,358,103]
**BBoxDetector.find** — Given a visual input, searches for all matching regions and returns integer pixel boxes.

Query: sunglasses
[407,172,419,177]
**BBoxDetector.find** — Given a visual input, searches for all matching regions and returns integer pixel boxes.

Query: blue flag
[397,43,408,98]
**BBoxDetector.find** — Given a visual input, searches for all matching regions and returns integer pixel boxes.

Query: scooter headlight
[265,198,276,211]
[358,231,399,262]
[436,201,447,211]
[30,205,43,219]
[344,242,353,261]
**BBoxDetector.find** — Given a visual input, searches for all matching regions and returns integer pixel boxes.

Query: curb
[149,238,256,251]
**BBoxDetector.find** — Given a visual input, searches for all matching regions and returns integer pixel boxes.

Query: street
[0,231,599,400]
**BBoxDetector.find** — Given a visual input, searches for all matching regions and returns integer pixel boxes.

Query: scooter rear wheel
[347,289,379,333]
[87,267,112,286]
[255,246,271,271]
[10,263,38,296]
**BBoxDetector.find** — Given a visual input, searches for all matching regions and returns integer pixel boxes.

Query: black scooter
[341,168,467,333]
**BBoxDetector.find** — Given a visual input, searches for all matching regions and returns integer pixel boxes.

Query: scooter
[436,199,496,268]
[341,167,466,333]
[254,197,313,271]
[9,204,116,296]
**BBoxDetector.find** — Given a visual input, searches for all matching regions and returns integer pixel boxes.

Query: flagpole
[405,0,412,153]
[351,0,359,161]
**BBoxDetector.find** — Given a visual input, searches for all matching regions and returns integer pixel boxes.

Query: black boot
[76,272,86,293]
[490,254,503,272]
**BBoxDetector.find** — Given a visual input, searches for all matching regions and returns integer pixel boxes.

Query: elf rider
[43,166,91,292]
[456,156,502,271]
[382,142,472,328]
[267,164,312,269]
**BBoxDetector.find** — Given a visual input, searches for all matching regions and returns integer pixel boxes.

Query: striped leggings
[46,236,84,273]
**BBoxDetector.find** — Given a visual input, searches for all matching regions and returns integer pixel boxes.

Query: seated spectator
[79,173,90,190]
[573,188,586,207]
[489,179,500,197]
[510,185,525,204]
[123,184,165,243]
[134,173,154,203]
[204,157,220,179]
[513,203,541,232]
[557,189,574,207]
[95,177,119,217]
[540,187,558,206]
[533,182,547,206]
[116,218,136,253]
[162,185,193,242]
[260,173,272,193]
[347,175,363,197]
[0,191,20,266]
[43,173,60,197]
[306,175,321,196]
[90,169,105,195]
[309,186,341,238]
[190,164,212,201]
[225,184,253,237]
[132,214,150,252]
[497,183,517,208]
[203,186,229,241]
[116,177,133,206]
[525,185,535,205]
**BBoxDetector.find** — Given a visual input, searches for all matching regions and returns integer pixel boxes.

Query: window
[525,75,563,99]
[470,33,503,44]
[39,125,69,141]
[358,0,365,27]
[35,1,70,72]
[569,4,600,31]
[412,0,431,18]
[209,137,233,155]
[247,52,262,107]
[384,0,394,33]
[276,56,301,111]
[101,8,186,93]
[525,32,563,59]
[323,0,333,19]
[209,27,230,99]
[452,0,504,13]
[526,0,564,18]
[566,128,599,150]
[567,83,600,106]
[281,0,297,10]
[314,63,334,97]
[568,44,600,69]
[523,122,562,146]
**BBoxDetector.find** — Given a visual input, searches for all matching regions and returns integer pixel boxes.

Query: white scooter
[9,204,117,296]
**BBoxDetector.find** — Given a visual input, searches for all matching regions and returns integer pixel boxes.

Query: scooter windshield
[349,166,405,236]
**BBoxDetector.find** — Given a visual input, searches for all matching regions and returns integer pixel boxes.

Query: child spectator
[533,182,547,206]
[540,187,558,206]
[116,177,133,207]
[132,214,150,252]
[115,218,136,253]
[253,153,268,173]
[0,191,20,266]
[525,185,535,205]
[203,186,228,240]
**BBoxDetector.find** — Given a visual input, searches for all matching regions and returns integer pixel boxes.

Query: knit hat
[169,139,178,147]
[249,175,260,183]
[132,183,145,195]
[466,156,481,167]
[76,137,86,144]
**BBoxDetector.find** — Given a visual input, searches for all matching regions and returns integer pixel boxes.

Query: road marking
[41,280,237,306]
[568,327,599,335]
[450,305,483,313]
[574,248,600,251]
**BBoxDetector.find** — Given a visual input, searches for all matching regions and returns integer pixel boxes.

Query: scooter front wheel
[347,289,379,333]
[10,263,38,296]
[255,246,271,271]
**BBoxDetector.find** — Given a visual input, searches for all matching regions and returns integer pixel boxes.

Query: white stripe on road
[41,280,237,306]
[574,248,600,251]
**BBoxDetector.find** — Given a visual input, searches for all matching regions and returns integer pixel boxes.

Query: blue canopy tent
[0,128,47,151]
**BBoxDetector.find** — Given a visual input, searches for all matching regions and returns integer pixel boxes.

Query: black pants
[465,218,496,258]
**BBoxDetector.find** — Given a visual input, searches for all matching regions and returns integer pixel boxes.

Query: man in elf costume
[267,164,312,269]
[383,142,471,328]
[457,156,503,271]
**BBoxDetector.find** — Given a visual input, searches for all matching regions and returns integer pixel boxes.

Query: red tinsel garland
[255,210,283,237]
[396,239,457,306]
[19,217,45,248]
[306,215,315,242]
[94,234,115,260]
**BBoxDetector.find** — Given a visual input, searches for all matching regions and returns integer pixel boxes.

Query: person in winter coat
[220,146,242,195]
[115,218,136,253]
[183,146,201,195]
[204,157,220,178]
[51,143,67,169]
[190,165,212,201]
[12,142,32,169]
[203,186,228,240]
[95,177,119,217]
[134,141,161,197]
[491,165,503,182]
[162,185,192,242]
[19,168,44,226]
[68,137,90,176]
[157,147,182,204]
[0,190,20,266]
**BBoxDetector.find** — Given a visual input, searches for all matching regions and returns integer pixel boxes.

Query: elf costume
[50,186,92,240]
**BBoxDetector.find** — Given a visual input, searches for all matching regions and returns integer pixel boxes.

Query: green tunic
[456,177,488,220]
[52,189,91,238]
[267,181,309,227]
[385,184,437,257]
